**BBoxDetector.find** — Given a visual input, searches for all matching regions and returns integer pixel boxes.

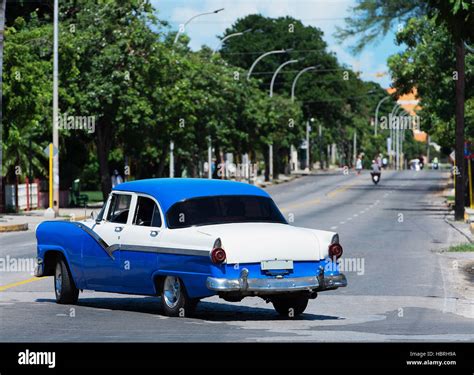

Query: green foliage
[387,16,474,148]
[3,2,401,193]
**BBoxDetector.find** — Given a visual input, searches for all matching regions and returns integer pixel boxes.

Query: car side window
[133,196,162,227]
[107,194,132,224]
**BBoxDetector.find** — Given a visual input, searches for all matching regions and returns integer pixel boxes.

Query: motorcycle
[371,172,381,185]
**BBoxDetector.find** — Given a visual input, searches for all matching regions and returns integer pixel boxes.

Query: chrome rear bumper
[206,269,347,294]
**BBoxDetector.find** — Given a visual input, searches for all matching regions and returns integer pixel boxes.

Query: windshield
[166,195,287,229]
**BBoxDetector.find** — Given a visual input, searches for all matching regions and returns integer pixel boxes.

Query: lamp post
[170,9,223,178]
[304,118,315,172]
[374,95,391,136]
[213,29,252,55]
[46,0,59,217]
[269,59,298,97]
[389,103,400,169]
[291,65,322,102]
[247,49,288,81]
[173,8,224,45]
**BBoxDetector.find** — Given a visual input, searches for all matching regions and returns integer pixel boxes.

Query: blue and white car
[35,178,347,317]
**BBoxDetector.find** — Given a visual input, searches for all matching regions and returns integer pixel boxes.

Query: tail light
[328,243,343,259]
[211,248,226,264]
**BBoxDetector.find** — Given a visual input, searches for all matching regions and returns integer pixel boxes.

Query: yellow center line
[280,198,321,212]
[0,276,47,292]
[326,179,361,198]
[280,178,363,212]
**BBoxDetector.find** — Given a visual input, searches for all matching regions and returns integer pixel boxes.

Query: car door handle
[150,230,159,237]
[115,226,124,233]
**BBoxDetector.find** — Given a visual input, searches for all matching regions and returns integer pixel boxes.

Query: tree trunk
[0,0,6,213]
[95,122,113,201]
[454,39,465,221]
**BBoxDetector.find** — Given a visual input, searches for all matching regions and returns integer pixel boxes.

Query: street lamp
[213,29,252,55]
[173,8,224,45]
[291,65,322,102]
[45,0,59,217]
[304,117,315,172]
[269,59,298,97]
[247,49,289,81]
[374,95,391,136]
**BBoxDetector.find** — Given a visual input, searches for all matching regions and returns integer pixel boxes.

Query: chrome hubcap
[55,263,62,296]
[163,276,181,309]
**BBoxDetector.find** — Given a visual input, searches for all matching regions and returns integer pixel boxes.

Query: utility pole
[169,141,174,178]
[208,137,212,179]
[454,40,466,220]
[52,0,59,215]
[427,135,431,163]
[353,131,357,167]
[306,120,311,171]
[396,124,399,170]
[319,124,323,169]
[269,144,273,181]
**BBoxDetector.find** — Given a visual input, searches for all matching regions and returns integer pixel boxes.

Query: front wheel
[272,296,308,318]
[160,276,198,317]
[54,257,79,304]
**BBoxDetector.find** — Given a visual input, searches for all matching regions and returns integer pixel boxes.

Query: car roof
[113,178,270,213]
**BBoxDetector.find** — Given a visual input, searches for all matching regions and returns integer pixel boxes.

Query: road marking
[0,277,46,292]
[340,221,345,225]
[280,198,321,212]
[326,180,359,198]
[347,217,353,221]
[353,214,358,217]
[330,226,338,230]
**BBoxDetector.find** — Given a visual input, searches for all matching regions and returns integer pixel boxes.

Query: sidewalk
[256,167,343,188]
[0,207,102,233]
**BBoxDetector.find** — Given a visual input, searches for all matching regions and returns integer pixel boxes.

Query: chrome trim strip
[206,275,320,293]
[320,273,347,290]
[69,222,210,258]
[116,244,210,257]
[207,273,348,294]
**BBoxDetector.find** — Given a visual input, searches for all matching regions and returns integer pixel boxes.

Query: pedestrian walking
[355,155,363,175]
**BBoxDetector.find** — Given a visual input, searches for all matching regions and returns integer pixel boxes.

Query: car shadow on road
[36,297,343,322]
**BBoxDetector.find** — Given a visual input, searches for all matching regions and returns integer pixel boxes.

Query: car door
[82,193,132,291]
[119,194,164,294]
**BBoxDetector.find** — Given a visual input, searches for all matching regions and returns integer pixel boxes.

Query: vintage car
[35,178,347,317]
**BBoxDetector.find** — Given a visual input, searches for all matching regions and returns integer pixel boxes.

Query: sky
[152,0,403,89]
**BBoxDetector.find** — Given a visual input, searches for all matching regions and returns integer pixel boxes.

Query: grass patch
[446,195,454,202]
[82,191,103,203]
[448,243,474,252]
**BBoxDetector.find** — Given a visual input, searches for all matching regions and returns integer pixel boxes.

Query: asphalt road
[1,170,473,342]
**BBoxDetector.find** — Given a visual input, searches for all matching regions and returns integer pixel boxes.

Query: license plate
[261,259,294,271]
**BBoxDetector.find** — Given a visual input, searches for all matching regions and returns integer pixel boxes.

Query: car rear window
[166,195,287,229]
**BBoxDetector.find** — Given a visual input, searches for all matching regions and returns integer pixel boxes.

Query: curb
[0,223,28,233]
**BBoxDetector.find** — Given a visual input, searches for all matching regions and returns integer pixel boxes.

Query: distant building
[387,88,427,143]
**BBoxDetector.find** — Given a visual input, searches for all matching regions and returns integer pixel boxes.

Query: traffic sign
[43,144,58,157]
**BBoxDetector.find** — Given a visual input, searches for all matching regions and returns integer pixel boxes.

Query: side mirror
[91,211,100,224]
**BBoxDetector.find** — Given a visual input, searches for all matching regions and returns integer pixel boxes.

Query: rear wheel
[54,257,79,304]
[160,276,198,317]
[272,296,308,317]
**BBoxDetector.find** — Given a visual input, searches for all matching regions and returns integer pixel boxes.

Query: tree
[2,16,51,183]
[337,0,474,220]
[0,0,5,211]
